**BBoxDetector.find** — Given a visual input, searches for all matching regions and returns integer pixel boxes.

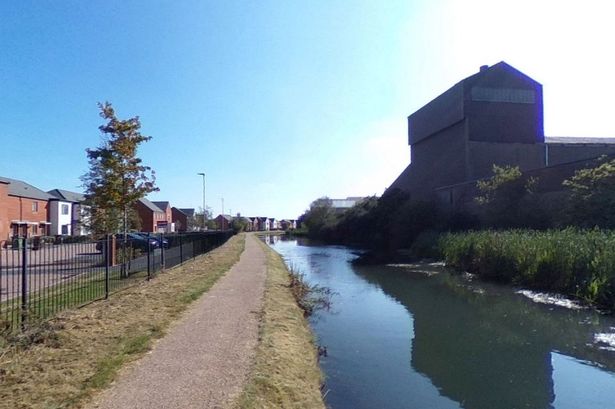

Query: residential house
[214,214,232,230]
[257,217,269,231]
[0,179,9,243]
[178,208,199,231]
[0,176,53,243]
[135,198,166,233]
[152,201,174,232]
[247,217,259,232]
[171,207,189,232]
[268,217,279,231]
[47,189,88,236]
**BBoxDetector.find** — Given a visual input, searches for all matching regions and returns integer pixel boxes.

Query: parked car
[96,233,161,252]
[133,232,169,249]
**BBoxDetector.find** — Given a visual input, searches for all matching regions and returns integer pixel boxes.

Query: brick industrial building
[389,62,615,206]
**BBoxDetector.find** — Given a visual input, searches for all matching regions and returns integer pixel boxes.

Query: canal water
[266,235,615,409]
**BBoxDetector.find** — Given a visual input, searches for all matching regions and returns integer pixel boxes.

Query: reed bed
[440,228,615,310]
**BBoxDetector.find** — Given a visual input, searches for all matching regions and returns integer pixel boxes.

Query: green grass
[235,240,324,409]
[0,234,245,409]
[1,267,148,333]
[440,228,615,310]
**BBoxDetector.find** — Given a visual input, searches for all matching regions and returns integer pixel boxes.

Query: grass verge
[0,234,245,409]
[235,240,325,409]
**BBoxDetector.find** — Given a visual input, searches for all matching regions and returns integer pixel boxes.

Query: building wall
[546,143,615,167]
[463,65,544,144]
[49,200,73,235]
[135,202,155,232]
[0,183,9,244]
[171,208,188,232]
[467,141,546,180]
[5,196,49,238]
[393,121,467,200]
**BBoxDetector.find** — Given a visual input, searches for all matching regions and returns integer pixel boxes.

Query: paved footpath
[89,234,267,409]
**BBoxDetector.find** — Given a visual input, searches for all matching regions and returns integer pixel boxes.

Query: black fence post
[20,236,28,329]
[147,236,151,280]
[179,234,183,265]
[160,233,165,270]
[105,234,110,299]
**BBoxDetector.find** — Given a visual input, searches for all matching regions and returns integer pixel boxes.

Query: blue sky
[1,1,614,218]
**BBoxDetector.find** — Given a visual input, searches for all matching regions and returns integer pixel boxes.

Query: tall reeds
[440,228,615,310]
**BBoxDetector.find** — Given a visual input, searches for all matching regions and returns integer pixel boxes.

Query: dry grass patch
[236,240,325,409]
[0,234,245,409]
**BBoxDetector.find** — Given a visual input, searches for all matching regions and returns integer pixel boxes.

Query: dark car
[133,232,169,249]
[96,233,161,252]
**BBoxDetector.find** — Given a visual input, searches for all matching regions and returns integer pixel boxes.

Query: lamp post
[197,172,206,230]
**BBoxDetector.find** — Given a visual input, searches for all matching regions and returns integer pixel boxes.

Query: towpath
[89,233,267,409]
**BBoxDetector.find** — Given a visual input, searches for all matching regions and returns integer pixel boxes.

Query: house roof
[0,176,54,201]
[216,214,233,222]
[152,201,170,211]
[139,198,164,213]
[48,189,85,203]
[178,208,195,217]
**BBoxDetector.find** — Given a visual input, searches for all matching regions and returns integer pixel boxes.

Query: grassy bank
[0,234,245,409]
[236,240,325,409]
[440,228,615,310]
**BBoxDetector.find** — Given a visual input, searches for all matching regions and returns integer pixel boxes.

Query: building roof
[0,176,54,201]
[546,136,615,144]
[152,201,170,211]
[48,188,86,203]
[139,198,164,213]
[178,208,195,217]
[216,214,233,222]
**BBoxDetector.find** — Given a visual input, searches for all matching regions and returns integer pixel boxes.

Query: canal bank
[236,236,325,409]
[269,235,615,409]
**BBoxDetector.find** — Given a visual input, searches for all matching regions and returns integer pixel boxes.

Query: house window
[32,202,39,212]
[32,225,38,235]
[61,225,69,235]
[61,204,69,215]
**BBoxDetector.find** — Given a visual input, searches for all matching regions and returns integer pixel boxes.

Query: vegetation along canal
[266,235,615,409]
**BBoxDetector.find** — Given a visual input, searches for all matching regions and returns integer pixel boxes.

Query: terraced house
[0,176,53,244]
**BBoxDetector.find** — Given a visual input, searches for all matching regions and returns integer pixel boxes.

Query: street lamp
[197,172,206,230]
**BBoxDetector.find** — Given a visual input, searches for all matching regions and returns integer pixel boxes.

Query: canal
[266,235,615,409]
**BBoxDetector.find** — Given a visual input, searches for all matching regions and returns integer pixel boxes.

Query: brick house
[214,214,232,230]
[152,201,174,232]
[135,198,166,233]
[171,207,189,232]
[0,180,9,243]
[0,176,53,244]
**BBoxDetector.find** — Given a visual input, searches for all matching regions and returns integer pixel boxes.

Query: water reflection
[268,237,615,409]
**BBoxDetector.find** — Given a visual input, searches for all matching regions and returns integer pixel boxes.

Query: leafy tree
[301,197,337,239]
[191,207,213,231]
[563,156,615,228]
[82,102,158,236]
[475,165,540,228]
[231,217,249,233]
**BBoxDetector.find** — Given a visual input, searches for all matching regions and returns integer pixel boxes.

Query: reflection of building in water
[355,266,557,409]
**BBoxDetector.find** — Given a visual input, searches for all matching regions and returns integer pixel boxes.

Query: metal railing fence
[0,231,234,333]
